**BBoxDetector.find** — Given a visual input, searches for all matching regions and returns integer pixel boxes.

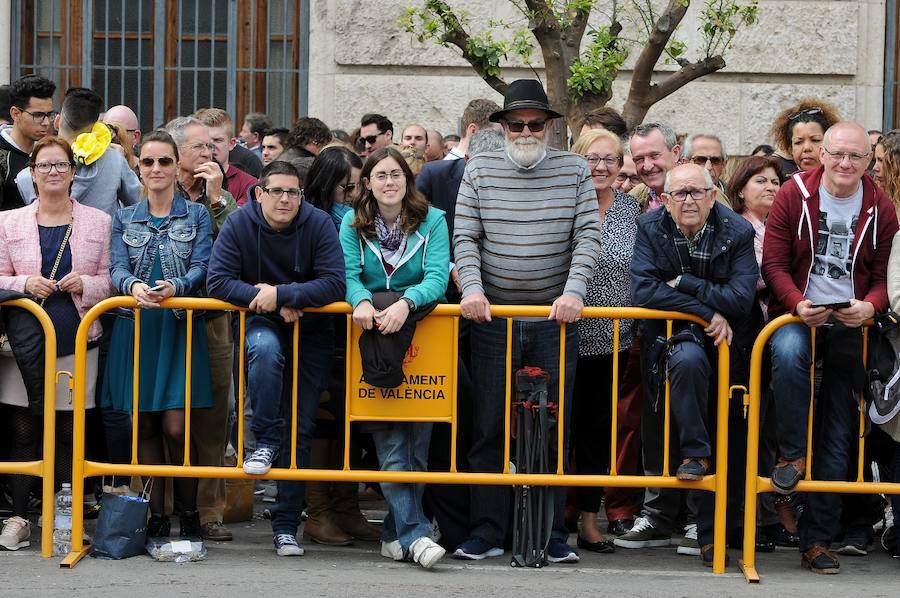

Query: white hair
[664,166,714,193]
[682,133,728,161]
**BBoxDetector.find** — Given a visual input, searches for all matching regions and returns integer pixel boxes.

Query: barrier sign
[347,315,457,421]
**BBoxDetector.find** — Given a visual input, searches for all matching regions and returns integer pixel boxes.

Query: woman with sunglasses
[0,136,112,551]
[769,99,841,178]
[101,130,214,539]
[339,146,450,568]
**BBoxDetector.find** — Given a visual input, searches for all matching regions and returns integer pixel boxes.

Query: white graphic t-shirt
[804,183,862,304]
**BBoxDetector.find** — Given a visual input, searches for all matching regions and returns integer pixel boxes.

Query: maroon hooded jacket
[761,165,898,318]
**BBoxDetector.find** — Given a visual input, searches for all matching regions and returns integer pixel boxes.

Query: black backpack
[865,311,900,425]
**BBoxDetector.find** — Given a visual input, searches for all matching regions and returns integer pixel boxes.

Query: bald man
[762,121,899,573]
[103,104,141,149]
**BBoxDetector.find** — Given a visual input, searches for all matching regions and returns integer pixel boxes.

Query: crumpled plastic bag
[145,537,207,562]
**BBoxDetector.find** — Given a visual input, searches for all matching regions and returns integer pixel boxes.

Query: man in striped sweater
[451,79,602,564]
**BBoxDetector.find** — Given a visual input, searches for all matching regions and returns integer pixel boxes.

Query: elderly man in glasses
[629,162,758,566]
[452,79,602,564]
[762,121,898,574]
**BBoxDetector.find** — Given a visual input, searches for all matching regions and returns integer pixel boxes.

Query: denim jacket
[109,193,213,319]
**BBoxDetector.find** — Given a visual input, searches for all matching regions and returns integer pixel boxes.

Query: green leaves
[568,25,629,98]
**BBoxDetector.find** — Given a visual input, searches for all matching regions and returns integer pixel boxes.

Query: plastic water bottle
[52,483,73,557]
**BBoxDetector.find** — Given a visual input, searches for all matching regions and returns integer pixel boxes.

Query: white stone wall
[308,0,887,155]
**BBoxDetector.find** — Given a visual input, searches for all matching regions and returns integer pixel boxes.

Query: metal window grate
[12,0,308,132]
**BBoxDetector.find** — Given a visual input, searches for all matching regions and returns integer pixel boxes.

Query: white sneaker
[677,523,701,556]
[381,540,404,561]
[0,516,31,551]
[244,445,278,475]
[274,533,304,556]
[410,536,445,569]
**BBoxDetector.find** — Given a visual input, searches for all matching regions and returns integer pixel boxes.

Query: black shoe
[774,523,800,548]
[755,525,776,553]
[835,527,872,556]
[771,458,805,495]
[606,519,634,536]
[802,545,840,574]
[577,535,616,553]
[676,458,709,481]
[700,543,730,568]
[179,510,202,539]
[147,514,171,538]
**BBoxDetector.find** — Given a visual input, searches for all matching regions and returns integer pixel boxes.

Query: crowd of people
[0,72,898,575]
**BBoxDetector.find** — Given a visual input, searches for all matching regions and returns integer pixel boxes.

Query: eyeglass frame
[368,170,406,183]
[788,107,823,121]
[139,156,177,168]
[260,186,303,200]
[32,160,73,174]
[584,154,622,168]
[19,109,59,124]
[688,155,725,167]
[183,141,216,153]
[664,187,712,202]
[821,147,871,165]
[360,130,389,146]
[503,119,548,133]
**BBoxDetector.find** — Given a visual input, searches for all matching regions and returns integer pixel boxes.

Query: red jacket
[761,166,898,317]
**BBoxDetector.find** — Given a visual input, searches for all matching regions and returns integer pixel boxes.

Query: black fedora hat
[489,79,564,123]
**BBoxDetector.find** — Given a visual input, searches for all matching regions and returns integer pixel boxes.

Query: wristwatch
[401,296,416,311]
[210,195,226,209]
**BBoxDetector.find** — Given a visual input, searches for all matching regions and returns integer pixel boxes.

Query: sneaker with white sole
[677,523,701,556]
[547,538,580,563]
[0,516,30,551]
[453,536,504,560]
[274,533,304,556]
[613,516,672,549]
[410,536,445,569]
[381,539,404,561]
[244,445,279,475]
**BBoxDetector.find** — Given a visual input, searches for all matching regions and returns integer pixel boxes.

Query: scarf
[672,217,715,280]
[374,212,406,267]
[331,202,351,229]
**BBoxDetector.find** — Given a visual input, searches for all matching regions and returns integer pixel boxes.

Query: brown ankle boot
[330,481,382,542]
[304,439,353,546]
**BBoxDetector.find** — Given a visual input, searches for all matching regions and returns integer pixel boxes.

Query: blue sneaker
[244,444,279,475]
[547,538,580,563]
[452,536,503,560]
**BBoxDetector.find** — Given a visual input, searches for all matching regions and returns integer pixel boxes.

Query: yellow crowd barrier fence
[0,299,60,558]
[61,298,732,572]
[740,314,900,583]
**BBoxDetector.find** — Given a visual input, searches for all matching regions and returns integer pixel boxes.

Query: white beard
[506,136,546,167]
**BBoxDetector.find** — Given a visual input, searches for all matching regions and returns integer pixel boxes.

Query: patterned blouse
[578,190,641,356]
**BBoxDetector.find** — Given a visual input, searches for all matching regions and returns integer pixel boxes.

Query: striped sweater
[453,148,602,304]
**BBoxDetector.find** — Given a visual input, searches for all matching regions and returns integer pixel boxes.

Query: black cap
[489,79,564,123]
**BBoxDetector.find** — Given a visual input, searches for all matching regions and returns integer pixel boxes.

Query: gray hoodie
[16,146,141,216]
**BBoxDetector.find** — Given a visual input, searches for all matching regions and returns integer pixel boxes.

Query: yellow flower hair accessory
[72,122,112,166]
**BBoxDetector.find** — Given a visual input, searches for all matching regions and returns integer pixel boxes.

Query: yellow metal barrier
[0,299,59,558]
[739,314,900,583]
[63,298,732,573]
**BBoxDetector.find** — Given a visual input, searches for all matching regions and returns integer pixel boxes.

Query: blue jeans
[244,315,333,536]
[372,422,433,553]
[467,317,577,547]
[770,323,814,461]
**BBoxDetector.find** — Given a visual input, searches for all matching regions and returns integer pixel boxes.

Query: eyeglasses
[369,170,406,183]
[504,119,547,133]
[139,156,176,168]
[585,154,620,168]
[821,147,870,165]
[21,109,59,123]
[184,142,216,152]
[788,107,822,121]
[338,182,357,195]
[33,161,72,174]
[688,155,724,167]
[666,187,711,202]
[261,187,302,200]
[360,131,387,146]
[615,173,643,186]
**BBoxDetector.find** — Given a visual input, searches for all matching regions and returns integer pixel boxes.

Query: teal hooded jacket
[339,205,450,309]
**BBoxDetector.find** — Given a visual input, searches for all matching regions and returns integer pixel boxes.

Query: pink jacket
[0,199,113,341]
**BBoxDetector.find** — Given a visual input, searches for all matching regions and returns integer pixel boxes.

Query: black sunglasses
[504,119,548,133]
[360,131,387,145]
[140,156,175,168]
[788,107,822,121]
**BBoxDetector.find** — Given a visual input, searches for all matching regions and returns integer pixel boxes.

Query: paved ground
[2,498,898,597]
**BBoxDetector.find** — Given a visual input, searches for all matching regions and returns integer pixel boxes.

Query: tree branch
[435,12,509,95]
[627,0,689,103]
[650,55,726,104]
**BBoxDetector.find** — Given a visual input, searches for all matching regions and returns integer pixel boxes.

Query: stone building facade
[308,0,890,154]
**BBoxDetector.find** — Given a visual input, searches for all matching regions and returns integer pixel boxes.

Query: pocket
[168,225,197,259]
[122,229,151,249]
[77,237,104,272]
